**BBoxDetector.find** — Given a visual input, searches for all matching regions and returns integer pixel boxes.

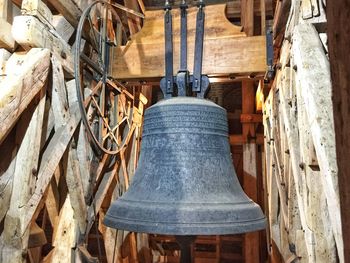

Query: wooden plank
[292,23,343,261]
[113,35,266,79]
[0,48,50,144]
[12,15,73,76]
[1,92,46,263]
[327,0,350,261]
[112,4,266,79]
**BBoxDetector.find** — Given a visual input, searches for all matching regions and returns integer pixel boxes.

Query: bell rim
[103,215,266,235]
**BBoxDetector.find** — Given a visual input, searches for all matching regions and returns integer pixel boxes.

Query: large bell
[104,97,266,235]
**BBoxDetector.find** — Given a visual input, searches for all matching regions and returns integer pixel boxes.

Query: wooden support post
[51,195,78,262]
[293,23,343,261]
[241,0,254,36]
[241,80,260,262]
[327,1,350,261]
[1,91,46,263]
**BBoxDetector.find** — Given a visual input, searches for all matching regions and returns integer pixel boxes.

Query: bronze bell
[104,97,266,235]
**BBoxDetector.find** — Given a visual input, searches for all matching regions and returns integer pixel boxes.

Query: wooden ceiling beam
[112,4,266,79]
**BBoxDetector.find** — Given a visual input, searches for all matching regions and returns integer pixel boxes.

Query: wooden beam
[112,4,267,79]
[21,0,54,28]
[229,134,264,145]
[51,195,78,262]
[2,92,46,263]
[327,0,350,261]
[241,80,260,262]
[241,0,254,36]
[0,0,15,50]
[293,23,343,262]
[23,109,81,230]
[47,0,82,27]
[0,48,50,144]
[12,15,73,76]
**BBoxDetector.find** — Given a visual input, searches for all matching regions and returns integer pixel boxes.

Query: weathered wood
[241,0,254,36]
[12,15,73,76]
[293,23,343,261]
[229,134,264,145]
[273,0,291,49]
[21,0,54,28]
[23,109,81,230]
[52,15,75,43]
[0,48,50,144]
[51,195,78,262]
[47,0,82,28]
[0,48,11,79]
[112,4,267,79]
[0,131,16,223]
[327,0,350,261]
[242,80,260,262]
[1,92,46,263]
[0,0,15,50]
[125,0,142,35]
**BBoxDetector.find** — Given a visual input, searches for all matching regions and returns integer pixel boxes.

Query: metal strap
[180,1,188,71]
[164,6,174,94]
[192,2,205,92]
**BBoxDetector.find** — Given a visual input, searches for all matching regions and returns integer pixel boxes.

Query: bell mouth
[103,199,266,235]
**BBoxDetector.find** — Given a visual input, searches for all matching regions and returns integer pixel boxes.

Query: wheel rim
[74,0,136,156]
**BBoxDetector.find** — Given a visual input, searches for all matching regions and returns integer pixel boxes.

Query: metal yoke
[160,0,210,99]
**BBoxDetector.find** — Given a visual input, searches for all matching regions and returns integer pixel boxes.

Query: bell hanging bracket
[160,0,210,99]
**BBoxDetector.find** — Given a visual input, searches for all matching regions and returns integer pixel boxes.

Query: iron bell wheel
[104,97,266,235]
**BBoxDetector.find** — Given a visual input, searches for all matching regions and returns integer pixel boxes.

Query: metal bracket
[264,28,274,82]
[160,0,210,98]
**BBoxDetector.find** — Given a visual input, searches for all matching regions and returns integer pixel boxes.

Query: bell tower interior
[0,0,348,262]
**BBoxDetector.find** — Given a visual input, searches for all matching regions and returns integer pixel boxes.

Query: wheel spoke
[88,14,100,52]
[91,96,119,146]
[84,80,103,108]
[80,52,104,76]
